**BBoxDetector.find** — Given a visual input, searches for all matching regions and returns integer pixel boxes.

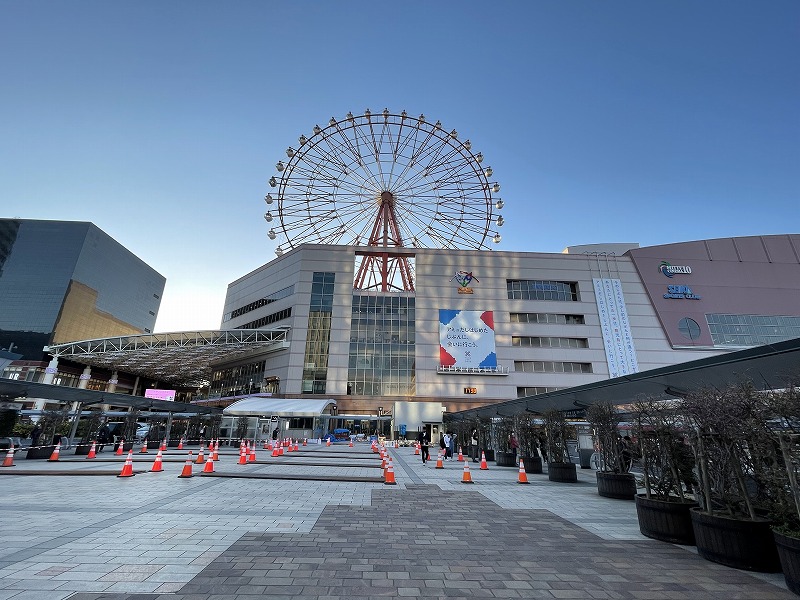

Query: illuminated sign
[464,387,477,394]
[664,284,701,300]
[659,261,692,277]
[451,270,479,294]
[145,389,176,401]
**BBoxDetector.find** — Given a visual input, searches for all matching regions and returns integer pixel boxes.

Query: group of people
[416,430,458,464]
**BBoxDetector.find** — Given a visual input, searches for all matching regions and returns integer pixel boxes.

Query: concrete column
[106,371,118,393]
[78,366,91,389]
[33,357,60,411]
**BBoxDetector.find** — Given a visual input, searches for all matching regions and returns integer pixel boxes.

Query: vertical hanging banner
[439,309,497,368]
[593,278,639,378]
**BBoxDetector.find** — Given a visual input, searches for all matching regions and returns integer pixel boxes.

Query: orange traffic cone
[48,442,61,462]
[326,438,331,447]
[177,437,184,450]
[238,445,247,465]
[457,446,464,462]
[86,441,97,459]
[414,443,420,456]
[518,457,529,484]
[263,440,269,450]
[178,451,194,478]
[117,450,135,478]
[248,444,256,462]
[384,460,397,485]
[480,451,489,470]
[115,439,124,455]
[140,438,148,453]
[1,444,15,467]
[461,461,473,484]
[271,445,279,457]
[202,455,215,474]
[293,441,299,452]
[160,438,167,451]
[302,438,307,446]
[212,441,219,461]
[279,442,285,455]
[195,445,205,464]
[349,439,354,448]
[435,451,444,469]
[149,449,165,472]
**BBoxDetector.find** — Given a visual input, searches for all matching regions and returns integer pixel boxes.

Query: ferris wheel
[263,109,504,291]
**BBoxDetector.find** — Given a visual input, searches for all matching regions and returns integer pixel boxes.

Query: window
[510,313,585,324]
[511,336,588,348]
[514,360,593,374]
[516,386,564,398]
[507,281,579,301]
[302,273,335,394]
[237,307,292,329]
[706,313,800,347]
[225,285,294,321]
[678,317,702,341]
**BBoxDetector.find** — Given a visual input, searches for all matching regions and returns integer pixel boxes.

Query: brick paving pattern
[69,484,792,600]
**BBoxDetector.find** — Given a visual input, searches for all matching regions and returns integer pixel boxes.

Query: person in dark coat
[30,424,42,447]
[418,431,430,464]
[97,422,112,452]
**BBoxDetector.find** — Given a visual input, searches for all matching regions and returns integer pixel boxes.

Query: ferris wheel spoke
[266,110,500,261]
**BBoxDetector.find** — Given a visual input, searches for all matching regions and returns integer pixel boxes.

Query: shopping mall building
[213,233,800,415]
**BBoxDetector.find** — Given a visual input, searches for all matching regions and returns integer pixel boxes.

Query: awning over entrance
[223,396,336,418]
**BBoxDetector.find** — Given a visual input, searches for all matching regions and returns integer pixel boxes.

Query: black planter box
[495,451,517,467]
[596,471,636,500]
[522,456,543,474]
[774,530,800,595]
[635,495,697,545]
[547,461,577,483]
[26,445,56,460]
[691,508,781,572]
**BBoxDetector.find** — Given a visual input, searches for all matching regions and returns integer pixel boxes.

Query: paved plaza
[0,443,792,599]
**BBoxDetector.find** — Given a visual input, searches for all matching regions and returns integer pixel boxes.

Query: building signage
[439,309,497,368]
[451,270,479,294]
[592,278,639,378]
[664,284,701,300]
[463,387,477,394]
[659,261,692,277]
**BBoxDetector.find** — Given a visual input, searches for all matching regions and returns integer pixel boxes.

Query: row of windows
[237,307,292,330]
[706,313,800,347]
[516,386,564,398]
[507,280,579,302]
[514,360,593,374]
[226,285,294,321]
[511,336,589,349]
[510,312,585,325]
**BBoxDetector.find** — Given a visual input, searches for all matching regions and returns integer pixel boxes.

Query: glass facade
[706,313,800,347]
[302,273,335,394]
[348,294,415,396]
[210,361,266,398]
[507,280,579,301]
[0,219,164,360]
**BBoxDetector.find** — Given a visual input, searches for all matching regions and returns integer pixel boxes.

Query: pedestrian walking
[418,431,430,464]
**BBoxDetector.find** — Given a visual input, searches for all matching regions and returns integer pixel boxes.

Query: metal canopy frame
[448,337,800,420]
[0,377,221,414]
[44,329,291,387]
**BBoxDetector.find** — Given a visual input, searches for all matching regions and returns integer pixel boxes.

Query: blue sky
[2,1,798,333]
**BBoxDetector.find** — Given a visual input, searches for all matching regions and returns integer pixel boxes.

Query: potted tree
[684,382,781,572]
[631,396,698,544]
[514,412,543,474]
[762,384,800,594]
[542,408,577,483]
[586,401,637,500]
[26,409,68,459]
[474,417,494,462]
[493,416,517,466]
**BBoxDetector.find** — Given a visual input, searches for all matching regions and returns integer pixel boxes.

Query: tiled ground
[0,444,793,599]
